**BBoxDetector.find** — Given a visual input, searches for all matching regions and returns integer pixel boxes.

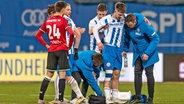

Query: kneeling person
[73,50,104,96]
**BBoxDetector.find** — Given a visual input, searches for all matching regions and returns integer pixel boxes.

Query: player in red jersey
[36,1,75,104]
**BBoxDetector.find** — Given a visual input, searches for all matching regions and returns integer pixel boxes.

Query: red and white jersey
[38,16,71,52]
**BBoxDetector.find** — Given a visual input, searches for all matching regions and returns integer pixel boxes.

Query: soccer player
[36,1,82,104]
[46,2,86,104]
[47,4,55,17]
[89,3,108,53]
[123,13,160,104]
[93,2,126,103]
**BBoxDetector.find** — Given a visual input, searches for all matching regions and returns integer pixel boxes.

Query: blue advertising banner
[0,0,184,53]
[0,0,57,52]
[126,3,184,53]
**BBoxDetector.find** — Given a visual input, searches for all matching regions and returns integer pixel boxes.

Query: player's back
[42,16,69,52]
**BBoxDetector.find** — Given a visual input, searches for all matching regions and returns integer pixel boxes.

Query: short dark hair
[97,3,107,11]
[92,53,104,66]
[115,2,126,13]
[55,1,67,12]
[47,4,55,16]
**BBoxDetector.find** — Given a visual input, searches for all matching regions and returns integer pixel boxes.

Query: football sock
[39,76,51,100]
[54,75,59,99]
[59,78,66,102]
[71,72,81,99]
[112,89,118,100]
[68,77,83,98]
[104,87,111,100]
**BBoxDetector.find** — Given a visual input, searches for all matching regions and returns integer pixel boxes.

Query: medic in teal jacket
[73,50,103,96]
[123,13,160,68]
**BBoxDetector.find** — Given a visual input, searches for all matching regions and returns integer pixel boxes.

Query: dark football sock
[59,78,66,102]
[39,77,51,100]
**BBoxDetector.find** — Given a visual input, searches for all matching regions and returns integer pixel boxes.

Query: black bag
[88,95,106,104]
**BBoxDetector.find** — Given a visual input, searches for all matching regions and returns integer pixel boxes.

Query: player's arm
[82,68,103,96]
[66,27,74,49]
[143,24,160,57]
[89,26,94,35]
[35,29,49,49]
[73,27,81,60]
[74,27,81,49]
[88,19,97,35]
[93,21,106,50]
[63,18,74,49]
[144,17,151,26]
[77,27,86,34]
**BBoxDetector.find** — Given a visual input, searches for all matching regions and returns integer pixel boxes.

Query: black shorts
[47,50,69,71]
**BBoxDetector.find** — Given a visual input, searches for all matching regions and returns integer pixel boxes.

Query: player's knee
[135,69,142,76]
[112,72,120,79]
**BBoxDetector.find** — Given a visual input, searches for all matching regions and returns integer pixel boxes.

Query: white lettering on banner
[160,13,175,33]
[141,11,183,33]
[0,58,46,76]
[0,42,9,49]
[23,30,37,36]
[21,9,47,27]
[16,45,36,52]
[177,13,182,33]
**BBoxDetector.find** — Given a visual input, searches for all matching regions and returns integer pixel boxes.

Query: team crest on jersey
[106,62,111,67]
[136,28,140,33]
[121,19,124,22]
[135,28,141,36]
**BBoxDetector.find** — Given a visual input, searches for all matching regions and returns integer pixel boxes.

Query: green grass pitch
[0,82,184,104]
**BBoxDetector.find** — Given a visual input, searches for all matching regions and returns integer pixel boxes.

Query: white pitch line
[0,93,70,97]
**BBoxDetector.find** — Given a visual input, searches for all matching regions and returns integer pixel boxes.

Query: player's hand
[144,17,151,26]
[103,24,109,29]
[74,48,78,60]
[142,53,149,61]
[77,27,86,34]
[97,42,104,50]
[122,52,127,58]
[45,44,50,49]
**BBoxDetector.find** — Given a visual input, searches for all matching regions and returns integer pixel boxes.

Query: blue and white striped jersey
[89,16,105,53]
[64,15,76,54]
[94,14,126,47]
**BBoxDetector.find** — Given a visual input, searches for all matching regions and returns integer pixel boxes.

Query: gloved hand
[74,48,78,60]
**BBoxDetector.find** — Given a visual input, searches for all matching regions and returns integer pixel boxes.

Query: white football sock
[68,77,83,98]
[112,89,118,100]
[104,87,111,100]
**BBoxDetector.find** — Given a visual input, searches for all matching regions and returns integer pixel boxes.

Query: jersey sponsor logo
[21,9,47,27]
[106,62,111,67]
